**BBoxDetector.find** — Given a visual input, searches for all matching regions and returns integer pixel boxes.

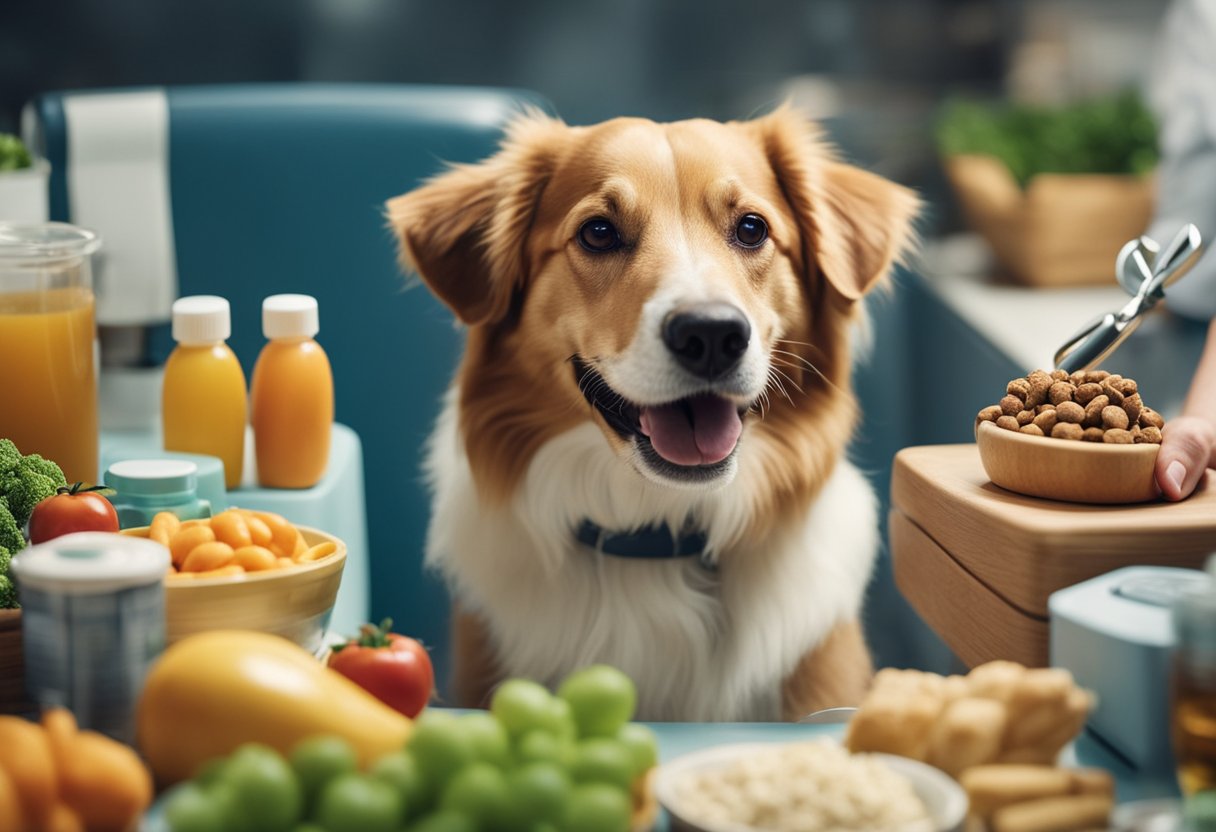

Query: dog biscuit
[990,794,1114,832]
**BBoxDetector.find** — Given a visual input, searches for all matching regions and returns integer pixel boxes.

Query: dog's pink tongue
[639,395,742,466]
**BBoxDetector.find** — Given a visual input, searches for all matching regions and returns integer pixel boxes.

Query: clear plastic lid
[11,532,169,595]
[172,295,231,345]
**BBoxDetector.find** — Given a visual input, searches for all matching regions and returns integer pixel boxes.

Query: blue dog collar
[575,519,710,563]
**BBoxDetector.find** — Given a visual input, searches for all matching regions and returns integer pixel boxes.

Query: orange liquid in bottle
[162,343,247,489]
[0,287,98,484]
[251,338,333,488]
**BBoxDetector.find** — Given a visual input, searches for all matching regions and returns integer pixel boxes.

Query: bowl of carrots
[124,509,346,656]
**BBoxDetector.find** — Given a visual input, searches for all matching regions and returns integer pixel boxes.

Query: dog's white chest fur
[425,392,879,722]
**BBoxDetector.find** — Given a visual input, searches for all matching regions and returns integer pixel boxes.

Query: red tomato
[327,619,434,718]
[28,484,120,544]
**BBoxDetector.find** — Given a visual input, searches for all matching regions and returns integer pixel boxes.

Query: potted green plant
[938,91,1158,287]
[0,133,49,224]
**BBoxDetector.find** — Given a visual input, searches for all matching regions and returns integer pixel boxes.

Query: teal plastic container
[104,459,213,529]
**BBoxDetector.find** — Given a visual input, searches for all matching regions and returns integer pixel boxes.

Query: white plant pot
[0,157,50,224]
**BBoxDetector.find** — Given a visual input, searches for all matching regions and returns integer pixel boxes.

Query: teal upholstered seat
[30,84,550,690]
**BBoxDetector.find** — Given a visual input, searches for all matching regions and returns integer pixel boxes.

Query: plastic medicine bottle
[162,296,247,489]
[250,294,333,488]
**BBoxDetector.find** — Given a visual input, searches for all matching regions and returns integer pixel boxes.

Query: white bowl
[655,742,968,832]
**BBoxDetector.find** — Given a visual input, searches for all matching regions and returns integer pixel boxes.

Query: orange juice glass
[0,223,100,484]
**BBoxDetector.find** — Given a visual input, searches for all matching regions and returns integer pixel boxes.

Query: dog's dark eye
[578,218,621,253]
[734,214,768,248]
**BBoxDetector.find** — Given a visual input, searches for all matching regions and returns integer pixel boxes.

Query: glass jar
[0,223,100,484]
[1173,555,1216,799]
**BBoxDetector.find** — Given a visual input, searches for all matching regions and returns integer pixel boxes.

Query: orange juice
[162,296,247,489]
[250,295,333,488]
[0,287,98,483]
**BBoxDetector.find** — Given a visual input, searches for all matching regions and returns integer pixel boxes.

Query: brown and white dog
[387,108,918,722]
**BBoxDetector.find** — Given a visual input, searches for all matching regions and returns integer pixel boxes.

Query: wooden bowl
[976,420,1160,504]
[124,525,345,656]
[0,608,36,716]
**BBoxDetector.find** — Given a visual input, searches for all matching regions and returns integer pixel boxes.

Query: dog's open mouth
[573,357,746,468]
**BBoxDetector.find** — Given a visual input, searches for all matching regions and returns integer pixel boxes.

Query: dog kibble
[1102,406,1129,431]
[1056,401,1086,424]
[1083,395,1110,427]
[979,370,1164,445]
[1051,422,1085,441]
[978,405,1003,423]
[1048,382,1076,405]
[1137,425,1163,444]
[1140,408,1165,430]
[1074,383,1102,406]
[1000,395,1024,416]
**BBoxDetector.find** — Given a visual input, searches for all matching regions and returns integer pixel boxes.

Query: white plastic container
[11,532,169,741]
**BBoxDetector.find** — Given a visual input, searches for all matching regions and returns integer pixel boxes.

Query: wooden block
[892,445,1215,617]
[891,509,1048,668]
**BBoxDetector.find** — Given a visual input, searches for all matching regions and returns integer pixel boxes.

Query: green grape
[407,711,476,788]
[491,679,555,737]
[568,739,634,791]
[460,711,511,767]
[163,782,226,832]
[560,783,630,832]
[313,773,404,832]
[289,736,357,806]
[402,810,477,832]
[515,730,568,767]
[615,723,658,777]
[439,762,510,826]
[557,666,636,738]
[219,744,303,832]
[504,762,571,827]
[370,750,428,817]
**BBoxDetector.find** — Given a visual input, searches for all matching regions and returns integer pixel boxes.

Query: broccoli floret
[0,501,21,555]
[20,453,66,488]
[0,573,16,609]
[0,439,22,476]
[0,545,9,575]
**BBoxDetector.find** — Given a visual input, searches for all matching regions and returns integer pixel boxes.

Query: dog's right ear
[386,113,567,326]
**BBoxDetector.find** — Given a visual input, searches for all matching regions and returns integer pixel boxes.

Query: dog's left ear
[386,113,567,326]
[756,108,920,301]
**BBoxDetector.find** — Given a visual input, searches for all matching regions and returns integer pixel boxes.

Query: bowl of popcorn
[655,738,967,832]
[124,510,346,655]
[975,369,1164,504]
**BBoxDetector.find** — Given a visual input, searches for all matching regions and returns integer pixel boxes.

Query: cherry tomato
[327,619,434,719]
[27,483,120,544]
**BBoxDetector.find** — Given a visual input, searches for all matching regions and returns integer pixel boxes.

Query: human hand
[1156,416,1216,500]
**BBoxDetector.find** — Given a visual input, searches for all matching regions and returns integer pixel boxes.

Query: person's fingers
[1156,416,1216,500]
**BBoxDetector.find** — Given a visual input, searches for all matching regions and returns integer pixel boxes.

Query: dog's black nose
[662,302,751,380]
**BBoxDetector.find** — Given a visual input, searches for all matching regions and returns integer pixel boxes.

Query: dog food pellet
[1055,401,1085,424]
[1000,395,1024,416]
[1051,422,1085,441]
[1102,406,1129,430]
[979,370,1164,445]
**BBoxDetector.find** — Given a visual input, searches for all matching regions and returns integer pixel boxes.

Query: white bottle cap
[263,294,320,339]
[172,295,231,345]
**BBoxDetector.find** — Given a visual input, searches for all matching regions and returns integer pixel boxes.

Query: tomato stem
[332,618,394,652]
[56,482,114,497]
